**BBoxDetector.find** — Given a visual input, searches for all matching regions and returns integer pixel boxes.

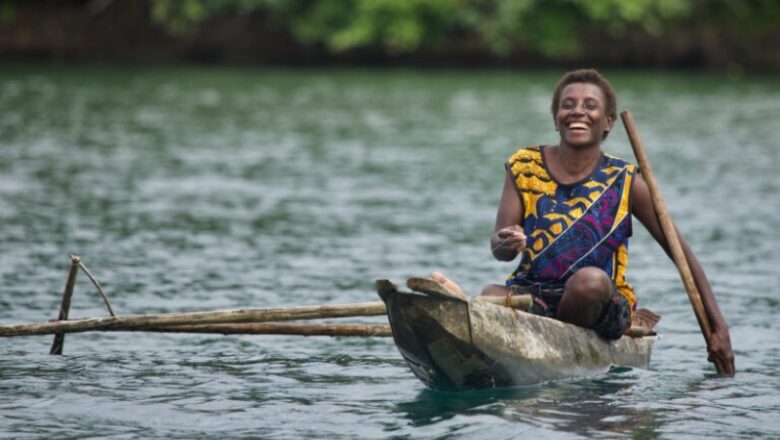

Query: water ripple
[1,66,778,439]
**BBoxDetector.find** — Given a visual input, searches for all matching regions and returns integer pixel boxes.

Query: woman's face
[554,82,614,148]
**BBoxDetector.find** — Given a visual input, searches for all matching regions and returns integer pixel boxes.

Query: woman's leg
[430,272,467,296]
[430,272,511,297]
[480,284,512,296]
[556,267,613,328]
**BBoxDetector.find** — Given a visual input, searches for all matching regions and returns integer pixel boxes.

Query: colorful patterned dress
[505,145,637,311]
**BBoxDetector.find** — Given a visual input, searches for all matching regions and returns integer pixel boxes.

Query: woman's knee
[564,267,612,302]
[558,267,612,326]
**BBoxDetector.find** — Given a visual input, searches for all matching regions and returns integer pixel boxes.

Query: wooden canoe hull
[377,281,657,390]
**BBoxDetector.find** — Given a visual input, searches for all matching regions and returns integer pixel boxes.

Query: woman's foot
[430,272,467,297]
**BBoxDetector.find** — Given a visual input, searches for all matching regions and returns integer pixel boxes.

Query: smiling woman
[554,83,614,149]
[434,69,735,374]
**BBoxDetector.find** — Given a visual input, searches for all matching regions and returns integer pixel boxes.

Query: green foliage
[573,0,691,37]
[145,0,776,58]
[273,0,461,53]
[150,0,267,35]
[0,1,17,26]
[451,0,583,57]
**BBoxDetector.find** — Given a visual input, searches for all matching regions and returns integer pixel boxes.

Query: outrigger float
[0,256,658,389]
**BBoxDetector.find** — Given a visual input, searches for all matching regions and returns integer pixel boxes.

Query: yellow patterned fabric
[506,145,637,311]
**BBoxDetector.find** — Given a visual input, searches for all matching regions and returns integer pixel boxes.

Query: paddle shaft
[621,111,726,374]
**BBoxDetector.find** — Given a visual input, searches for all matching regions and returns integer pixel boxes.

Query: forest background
[1,0,779,72]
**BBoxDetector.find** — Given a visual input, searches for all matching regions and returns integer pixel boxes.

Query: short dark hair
[551,69,617,139]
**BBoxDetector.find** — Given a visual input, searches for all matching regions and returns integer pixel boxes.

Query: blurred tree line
[2,0,779,70]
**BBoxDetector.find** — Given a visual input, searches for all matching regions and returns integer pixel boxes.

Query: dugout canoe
[376,279,658,391]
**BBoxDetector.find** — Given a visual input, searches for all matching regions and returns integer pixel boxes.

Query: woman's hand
[708,325,736,376]
[492,225,527,260]
[492,169,525,261]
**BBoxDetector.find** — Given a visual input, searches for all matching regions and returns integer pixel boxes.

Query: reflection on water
[398,387,541,427]
[1,65,779,438]
[399,368,663,438]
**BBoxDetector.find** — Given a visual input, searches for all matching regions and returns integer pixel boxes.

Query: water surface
[1,65,778,439]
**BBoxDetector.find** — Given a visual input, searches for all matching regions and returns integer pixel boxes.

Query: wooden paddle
[620,111,727,374]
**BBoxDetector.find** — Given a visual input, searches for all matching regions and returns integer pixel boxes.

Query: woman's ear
[601,115,616,139]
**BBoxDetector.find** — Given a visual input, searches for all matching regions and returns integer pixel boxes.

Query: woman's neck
[547,143,602,184]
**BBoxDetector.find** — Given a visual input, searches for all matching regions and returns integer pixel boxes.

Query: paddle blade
[633,308,661,332]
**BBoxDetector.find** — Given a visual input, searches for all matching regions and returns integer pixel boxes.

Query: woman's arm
[631,173,735,375]
[491,169,526,261]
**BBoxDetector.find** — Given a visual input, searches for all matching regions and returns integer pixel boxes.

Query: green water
[1,64,778,439]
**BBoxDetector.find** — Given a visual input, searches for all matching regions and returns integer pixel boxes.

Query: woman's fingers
[497,228,526,242]
[710,349,736,375]
[708,329,736,376]
[493,227,527,254]
[497,225,523,236]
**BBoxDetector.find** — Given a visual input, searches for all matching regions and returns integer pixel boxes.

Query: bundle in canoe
[377,278,659,391]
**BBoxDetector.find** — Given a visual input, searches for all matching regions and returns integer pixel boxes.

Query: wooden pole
[620,111,726,374]
[49,255,81,355]
[78,261,116,317]
[1,290,534,339]
[0,302,388,337]
[476,294,531,311]
[116,323,392,337]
